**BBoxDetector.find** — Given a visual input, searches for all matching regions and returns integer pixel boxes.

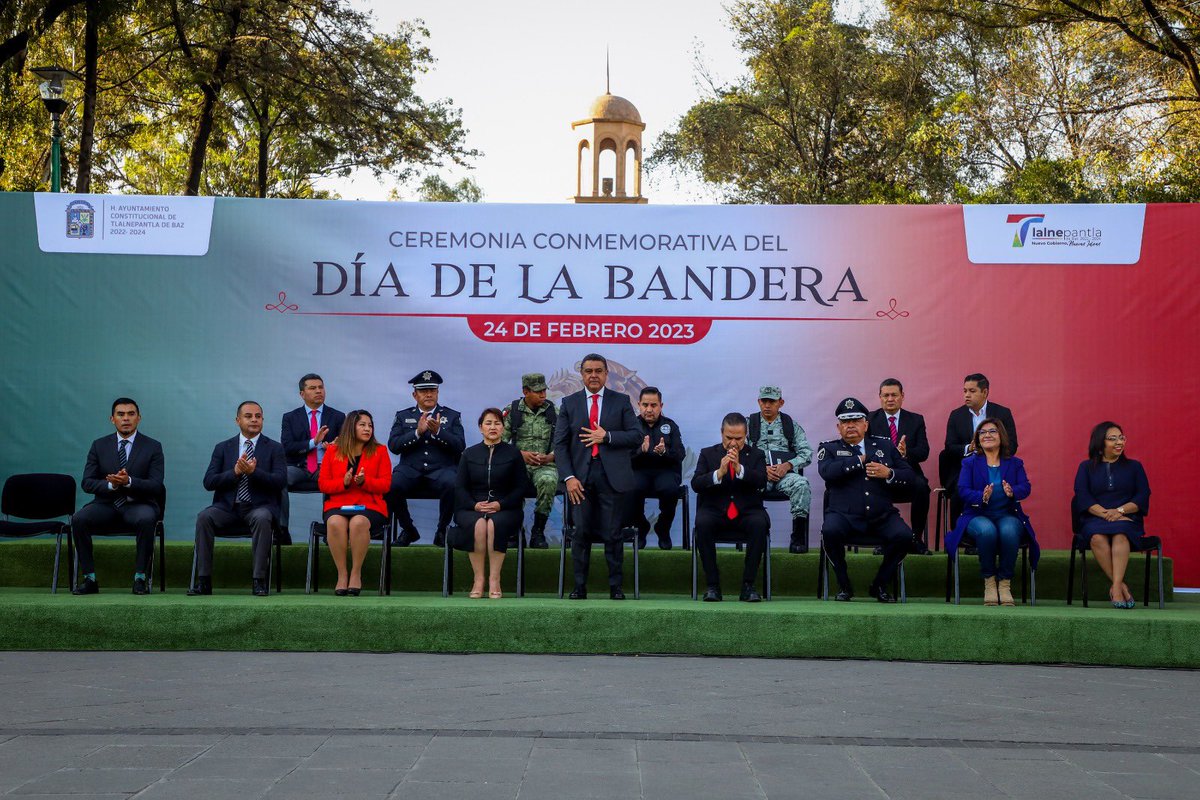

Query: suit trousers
[694,508,769,589]
[388,465,455,532]
[194,504,275,580]
[822,510,911,591]
[627,468,681,539]
[571,459,626,590]
[281,465,320,530]
[72,501,158,574]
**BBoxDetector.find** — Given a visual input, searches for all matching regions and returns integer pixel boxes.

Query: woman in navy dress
[945,419,1037,606]
[1072,421,1150,609]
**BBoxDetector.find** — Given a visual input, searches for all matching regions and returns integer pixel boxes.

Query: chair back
[1,473,76,520]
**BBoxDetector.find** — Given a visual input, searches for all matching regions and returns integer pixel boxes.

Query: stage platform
[0,540,1193,668]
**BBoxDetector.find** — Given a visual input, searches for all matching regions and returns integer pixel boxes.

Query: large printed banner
[3,194,1197,584]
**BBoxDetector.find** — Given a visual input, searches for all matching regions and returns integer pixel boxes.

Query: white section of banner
[962,204,1146,264]
[33,193,215,255]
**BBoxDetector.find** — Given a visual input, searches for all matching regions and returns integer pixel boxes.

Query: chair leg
[1066,544,1076,605]
[820,541,829,601]
[1020,546,1028,604]
[690,528,698,601]
[517,525,525,598]
[945,549,953,603]
[1081,548,1089,608]
[1029,568,1036,607]
[952,554,960,605]
[442,537,451,598]
[305,526,316,595]
[51,531,63,593]
[189,545,198,592]
[557,528,567,600]
[157,526,167,592]
[1156,547,1165,609]
[764,542,772,601]
[681,488,691,550]
[899,562,907,604]
[274,539,283,593]
[633,532,640,600]
[1143,550,1151,608]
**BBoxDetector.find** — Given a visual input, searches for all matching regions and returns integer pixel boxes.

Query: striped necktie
[114,439,129,508]
[237,439,254,502]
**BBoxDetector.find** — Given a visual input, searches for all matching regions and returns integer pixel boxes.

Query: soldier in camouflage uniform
[502,372,558,548]
[748,386,813,553]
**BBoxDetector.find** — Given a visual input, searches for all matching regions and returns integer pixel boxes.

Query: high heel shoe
[347,587,361,597]
[334,588,349,597]
[489,589,503,600]
[468,588,484,599]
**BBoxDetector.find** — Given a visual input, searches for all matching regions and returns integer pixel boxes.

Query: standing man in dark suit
[941,373,1018,525]
[71,398,165,596]
[189,401,287,597]
[553,353,641,599]
[628,386,685,550]
[818,397,916,602]
[868,378,932,554]
[387,370,465,547]
[692,412,770,602]
[280,373,344,543]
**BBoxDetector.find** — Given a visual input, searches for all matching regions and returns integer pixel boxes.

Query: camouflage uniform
[755,417,813,518]
[502,373,559,546]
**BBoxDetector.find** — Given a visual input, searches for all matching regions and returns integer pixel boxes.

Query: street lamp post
[29,67,82,193]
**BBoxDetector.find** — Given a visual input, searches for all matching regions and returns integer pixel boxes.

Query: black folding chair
[557,500,641,599]
[305,517,391,595]
[690,518,772,600]
[1067,533,1164,609]
[945,529,1036,605]
[71,486,167,593]
[382,487,449,595]
[931,487,950,552]
[189,517,284,593]
[627,484,692,550]
[816,532,907,602]
[763,488,803,552]
[0,473,76,593]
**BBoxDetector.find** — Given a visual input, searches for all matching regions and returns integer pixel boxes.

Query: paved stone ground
[0,652,1197,799]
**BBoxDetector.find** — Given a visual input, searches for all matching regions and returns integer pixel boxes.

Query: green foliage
[416,174,483,202]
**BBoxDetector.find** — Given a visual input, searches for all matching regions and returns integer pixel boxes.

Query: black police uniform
[817,399,916,600]
[386,371,465,545]
[627,414,685,549]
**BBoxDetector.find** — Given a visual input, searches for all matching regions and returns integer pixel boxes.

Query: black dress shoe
[432,529,446,548]
[394,528,419,547]
[834,589,854,601]
[568,588,587,600]
[739,583,762,603]
[702,587,722,602]
[187,577,212,596]
[872,546,884,556]
[869,584,896,603]
[657,536,672,551]
[528,533,549,549]
[610,589,626,600]
[132,577,149,595]
[636,536,647,550]
[788,543,809,554]
[252,579,269,597]
[71,577,99,596]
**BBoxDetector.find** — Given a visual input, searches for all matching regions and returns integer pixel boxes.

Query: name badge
[404,418,417,424]
[836,450,852,456]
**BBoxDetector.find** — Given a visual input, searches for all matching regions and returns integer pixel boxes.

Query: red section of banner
[467,315,712,344]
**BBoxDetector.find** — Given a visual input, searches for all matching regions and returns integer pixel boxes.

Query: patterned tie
[237,439,254,502]
[888,416,898,446]
[588,394,600,457]
[114,439,129,508]
[307,409,319,473]
[726,458,739,519]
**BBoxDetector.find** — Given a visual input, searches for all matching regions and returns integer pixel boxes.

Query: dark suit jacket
[553,388,640,492]
[691,443,768,518]
[942,402,1018,488]
[202,434,287,516]
[867,408,930,477]
[281,405,345,468]
[80,433,165,511]
[454,442,531,511]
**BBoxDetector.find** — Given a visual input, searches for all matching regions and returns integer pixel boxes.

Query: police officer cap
[409,370,443,389]
[522,372,547,391]
[758,386,782,400]
[835,397,869,420]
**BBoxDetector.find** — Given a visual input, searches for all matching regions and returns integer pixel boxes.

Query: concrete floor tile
[10,767,169,795]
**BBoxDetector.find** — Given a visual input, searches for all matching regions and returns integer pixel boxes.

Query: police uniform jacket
[818,435,915,525]
[631,415,685,478]
[388,405,466,473]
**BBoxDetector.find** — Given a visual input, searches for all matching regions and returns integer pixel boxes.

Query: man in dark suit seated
[280,373,345,542]
[386,370,465,547]
[189,401,287,597]
[691,412,770,603]
[818,397,917,602]
[71,397,165,596]
[553,353,641,600]
[941,373,1019,525]
[867,378,932,554]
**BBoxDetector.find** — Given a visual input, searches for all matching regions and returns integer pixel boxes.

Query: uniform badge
[875,449,885,459]
[660,424,671,434]
[836,450,851,456]
[817,447,826,461]
[404,418,417,424]
[422,371,433,381]
[843,399,854,409]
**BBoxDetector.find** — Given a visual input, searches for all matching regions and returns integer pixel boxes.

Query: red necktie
[888,416,898,446]
[307,409,319,472]
[588,394,600,457]
[726,461,739,519]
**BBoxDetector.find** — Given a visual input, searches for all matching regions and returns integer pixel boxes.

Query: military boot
[789,517,809,554]
[529,512,549,549]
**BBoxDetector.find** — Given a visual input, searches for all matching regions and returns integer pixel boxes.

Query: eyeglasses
[978,429,999,436]
[1105,435,1126,443]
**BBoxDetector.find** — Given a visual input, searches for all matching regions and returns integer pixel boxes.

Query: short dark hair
[111,397,139,415]
[1088,421,1126,467]
[964,373,990,391]
[879,378,903,393]
[478,407,504,426]
[580,353,608,370]
[721,412,748,430]
[639,386,662,401]
[972,417,1011,457]
[236,400,262,416]
[298,373,323,392]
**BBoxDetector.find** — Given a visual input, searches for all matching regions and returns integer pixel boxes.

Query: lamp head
[30,67,82,117]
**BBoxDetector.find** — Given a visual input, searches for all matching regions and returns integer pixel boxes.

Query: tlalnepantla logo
[963,204,1145,264]
[65,200,96,239]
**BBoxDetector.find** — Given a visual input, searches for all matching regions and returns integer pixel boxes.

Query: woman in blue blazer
[946,419,1038,606]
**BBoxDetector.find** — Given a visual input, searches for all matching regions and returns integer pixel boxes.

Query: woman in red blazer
[318,410,391,595]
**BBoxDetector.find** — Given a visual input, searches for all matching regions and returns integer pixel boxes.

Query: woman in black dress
[454,408,530,599]
[1072,421,1151,609]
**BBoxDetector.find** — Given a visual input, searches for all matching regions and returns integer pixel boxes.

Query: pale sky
[330,1,748,204]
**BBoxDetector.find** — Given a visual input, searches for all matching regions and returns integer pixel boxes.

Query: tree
[416,174,482,202]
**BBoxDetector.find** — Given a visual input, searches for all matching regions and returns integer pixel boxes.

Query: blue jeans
[967,514,1022,580]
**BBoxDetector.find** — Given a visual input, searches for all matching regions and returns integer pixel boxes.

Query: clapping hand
[314,425,330,444]
[1002,480,1013,498]
[653,437,666,455]
[897,435,907,458]
[106,468,130,487]
[235,455,256,476]
[641,435,651,453]
[982,483,993,502]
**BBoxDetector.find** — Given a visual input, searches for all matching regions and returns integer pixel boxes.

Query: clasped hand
[766,462,791,482]
[864,461,891,480]
[474,500,501,514]
[343,468,365,488]
[234,456,257,476]
[105,468,130,487]
[719,446,741,476]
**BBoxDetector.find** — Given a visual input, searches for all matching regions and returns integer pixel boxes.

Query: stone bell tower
[571,66,647,204]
